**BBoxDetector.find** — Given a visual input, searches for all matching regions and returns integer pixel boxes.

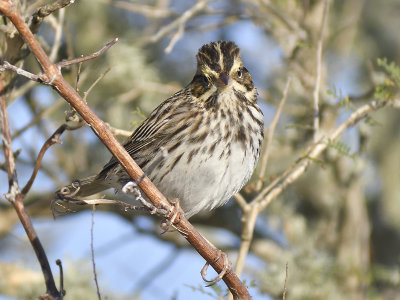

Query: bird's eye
[237,68,243,78]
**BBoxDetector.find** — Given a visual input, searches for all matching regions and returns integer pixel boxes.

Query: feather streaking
[61,41,264,218]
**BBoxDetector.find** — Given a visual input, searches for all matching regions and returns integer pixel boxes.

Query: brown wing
[99,89,192,174]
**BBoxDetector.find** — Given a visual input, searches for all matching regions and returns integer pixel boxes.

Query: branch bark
[0,1,250,298]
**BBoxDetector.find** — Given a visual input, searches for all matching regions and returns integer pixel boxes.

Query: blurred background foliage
[1,0,400,299]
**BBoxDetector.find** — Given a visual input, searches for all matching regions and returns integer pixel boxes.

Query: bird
[60,41,264,219]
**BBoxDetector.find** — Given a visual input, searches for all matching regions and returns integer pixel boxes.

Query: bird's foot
[122,182,184,232]
[58,180,82,197]
[122,181,167,215]
[201,250,232,286]
[160,198,185,234]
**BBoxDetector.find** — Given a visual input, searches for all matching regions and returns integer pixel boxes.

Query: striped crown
[196,41,241,73]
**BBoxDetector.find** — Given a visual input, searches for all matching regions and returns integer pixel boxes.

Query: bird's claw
[160,198,183,234]
[122,181,164,214]
[201,250,232,286]
[122,182,184,232]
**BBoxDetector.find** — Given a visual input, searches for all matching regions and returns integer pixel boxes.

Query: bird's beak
[218,72,229,86]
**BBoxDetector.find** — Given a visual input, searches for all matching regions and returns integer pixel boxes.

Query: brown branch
[30,0,75,34]
[13,196,60,300]
[0,61,41,82]
[21,122,84,195]
[0,77,60,298]
[0,2,250,298]
[55,38,119,68]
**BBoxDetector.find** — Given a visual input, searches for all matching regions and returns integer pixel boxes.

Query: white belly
[150,140,257,218]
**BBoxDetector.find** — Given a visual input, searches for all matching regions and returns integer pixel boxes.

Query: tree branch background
[1,0,400,299]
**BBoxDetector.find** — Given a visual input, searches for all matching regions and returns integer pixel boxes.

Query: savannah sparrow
[62,41,264,218]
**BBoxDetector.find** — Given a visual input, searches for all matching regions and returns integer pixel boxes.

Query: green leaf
[327,139,357,160]
[377,58,400,88]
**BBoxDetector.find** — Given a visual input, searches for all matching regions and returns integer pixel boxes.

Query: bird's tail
[57,175,109,198]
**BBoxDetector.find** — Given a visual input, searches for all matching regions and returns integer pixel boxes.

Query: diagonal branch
[231,85,391,300]
[257,99,388,210]
[56,38,119,68]
[0,2,250,298]
[145,0,212,52]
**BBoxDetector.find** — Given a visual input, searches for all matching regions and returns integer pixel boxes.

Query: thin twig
[283,262,288,300]
[312,0,329,142]
[108,125,132,137]
[56,38,119,68]
[21,123,84,195]
[0,149,21,171]
[91,205,102,300]
[99,0,175,18]
[165,23,184,54]
[83,67,111,102]
[227,204,259,299]
[254,101,375,206]
[0,23,15,34]
[187,15,243,32]
[233,193,248,211]
[260,0,306,37]
[258,98,388,211]
[75,62,82,92]
[233,205,259,276]
[0,61,41,82]
[256,78,291,190]
[0,78,18,193]
[230,97,390,300]
[5,80,36,104]
[145,0,211,50]
[253,138,322,205]
[56,259,65,299]
[12,99,64,139]
[48,8,65,62]
[30,0,74,33]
